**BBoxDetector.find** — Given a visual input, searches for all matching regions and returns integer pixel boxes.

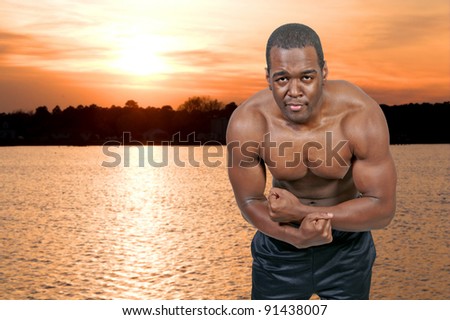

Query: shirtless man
[226,23,397,299]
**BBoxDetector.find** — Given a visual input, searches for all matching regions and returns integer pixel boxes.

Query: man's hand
[283,212,334,249]
[268,187,304,223]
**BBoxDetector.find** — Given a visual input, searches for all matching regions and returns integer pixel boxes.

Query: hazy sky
[0,0,449,112]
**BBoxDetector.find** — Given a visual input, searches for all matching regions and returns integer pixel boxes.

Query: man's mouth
[286,103,305,111]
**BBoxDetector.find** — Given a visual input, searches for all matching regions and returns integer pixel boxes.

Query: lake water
[0,144,449,300]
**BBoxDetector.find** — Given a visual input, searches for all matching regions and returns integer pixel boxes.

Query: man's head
[266,23,325,72]
[265,24,328,125]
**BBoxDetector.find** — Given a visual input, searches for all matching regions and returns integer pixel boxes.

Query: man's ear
[322,61,328,83]
[265,67,272,90]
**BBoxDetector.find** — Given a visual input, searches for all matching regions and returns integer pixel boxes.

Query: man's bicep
[351,103,396,199]
[227,145,267,209]
[352,154,396,199]
[226,105,269,209]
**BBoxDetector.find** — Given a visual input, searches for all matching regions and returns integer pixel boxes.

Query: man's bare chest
[260,130,353,181]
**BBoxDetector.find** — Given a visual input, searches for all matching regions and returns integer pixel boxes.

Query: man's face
[266,46,327,124]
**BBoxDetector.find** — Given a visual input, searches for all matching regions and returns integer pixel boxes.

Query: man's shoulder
[238,88,273,111]
[226,89,272,141]
[230,89,273,122]
[327,81,389,153]
[327,80,378,108]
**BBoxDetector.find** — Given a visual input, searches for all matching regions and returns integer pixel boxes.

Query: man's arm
[331,101,397,231]
[226,105,333,248]
[269,100,397,232]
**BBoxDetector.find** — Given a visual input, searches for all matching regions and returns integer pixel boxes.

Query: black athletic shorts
[251,229,376,300]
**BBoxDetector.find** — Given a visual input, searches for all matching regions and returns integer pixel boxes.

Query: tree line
[380,102,449,144]
[0,97,448,146]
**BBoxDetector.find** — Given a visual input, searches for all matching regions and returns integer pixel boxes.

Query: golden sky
[0,0,449,112]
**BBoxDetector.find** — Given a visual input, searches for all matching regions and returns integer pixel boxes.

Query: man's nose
[287,79,303,97]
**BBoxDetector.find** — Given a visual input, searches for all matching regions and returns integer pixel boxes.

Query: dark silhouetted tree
[125,100,139,108]
[178,96,224,113]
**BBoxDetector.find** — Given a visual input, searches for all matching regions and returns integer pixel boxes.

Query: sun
[111,35,171,77]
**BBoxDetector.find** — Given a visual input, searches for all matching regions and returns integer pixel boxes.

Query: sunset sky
[0,0,449,113]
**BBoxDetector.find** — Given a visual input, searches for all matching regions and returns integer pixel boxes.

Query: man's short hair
[266,23,325,71]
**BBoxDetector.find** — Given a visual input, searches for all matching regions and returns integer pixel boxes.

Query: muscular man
[226,23,397,299]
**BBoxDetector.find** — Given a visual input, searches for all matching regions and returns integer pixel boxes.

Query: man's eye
[275,77,288,82]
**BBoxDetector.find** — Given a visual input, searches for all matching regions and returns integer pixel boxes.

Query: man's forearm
[239,199,333,249]
[241,199,335,248]
[240,199,289,240]
[293,196,394,232]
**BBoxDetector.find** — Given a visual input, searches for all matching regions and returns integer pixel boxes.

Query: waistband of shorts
[252,229,372,256]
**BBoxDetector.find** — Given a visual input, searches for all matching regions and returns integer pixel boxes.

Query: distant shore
[1,100,449,146]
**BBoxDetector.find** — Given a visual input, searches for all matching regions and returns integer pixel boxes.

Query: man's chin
[285,113,310,125]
